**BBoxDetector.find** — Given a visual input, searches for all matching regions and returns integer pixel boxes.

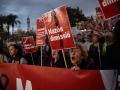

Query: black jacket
[105,42,120,69]
[88,43,103,68]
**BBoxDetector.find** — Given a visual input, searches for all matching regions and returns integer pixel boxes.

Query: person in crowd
[0,48,8,63]
[70,44,95,70]
[0,43,8,63]
[105,20,120,68]
[84,34,92,52]
[35,46,51,66]
[76,33,85,44]
[0,74,9,90]
[99,32,105,48]
[24,53,34,65]
[44,39,51,57]
[88,32,103,69]
[24,51,40,65]
[51,50,65,68]
[43,38,52,66]
[76,33,87,56]
[35,47,43,65]
[8,44,27,64]
[102,32,113,55]
[63,49,73,68]
[76,33,81,42]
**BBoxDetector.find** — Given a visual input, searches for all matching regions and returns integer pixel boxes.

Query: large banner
[98,0,120,20]
[0,64,107,90]
[36,18,45,46]
[42,6,75,50]
[22,36,36,54]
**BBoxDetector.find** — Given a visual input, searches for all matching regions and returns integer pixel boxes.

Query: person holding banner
[8,44,27,64]
[70,44,95,70]
[51,50,65,68]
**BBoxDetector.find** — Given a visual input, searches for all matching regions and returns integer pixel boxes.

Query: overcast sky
[0,0,99,31]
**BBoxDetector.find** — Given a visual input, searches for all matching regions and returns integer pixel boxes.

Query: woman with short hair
[70,44,95,70]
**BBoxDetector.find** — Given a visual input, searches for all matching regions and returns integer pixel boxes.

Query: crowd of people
[0,20,120,70]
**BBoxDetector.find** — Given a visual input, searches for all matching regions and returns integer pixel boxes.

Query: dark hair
[77,33,81,36]
[114,20,120,31]
[0,74,9,90]
[0,47,3,54]
[8,44,23,60]
[51,50,65,68]
[9,44,19,50]
[0,42,4,54]
[113,20,120,42]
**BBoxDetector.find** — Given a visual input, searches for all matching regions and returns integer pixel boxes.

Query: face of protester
[92,35,99,44]
[0,76,7,86]
[52,50,59,60]
[9,46,18,57]
[77,34,81,40]
[70,48,83,65]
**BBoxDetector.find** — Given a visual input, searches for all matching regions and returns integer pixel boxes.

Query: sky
[0,0,99,31]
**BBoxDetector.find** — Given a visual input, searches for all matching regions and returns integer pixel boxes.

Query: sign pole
[41,46,42,66]
[31,53,34,65]
[69,49,72,63]
[62,49,67,68]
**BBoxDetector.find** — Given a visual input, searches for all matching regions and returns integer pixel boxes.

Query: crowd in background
[0,20,120,70]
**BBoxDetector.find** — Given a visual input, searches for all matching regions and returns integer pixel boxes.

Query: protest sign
[36,19,45,46]
[98,0,120,20]
[42,6,75,50]
[22,36,36,54]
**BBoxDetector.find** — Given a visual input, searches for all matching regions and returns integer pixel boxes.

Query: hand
[71,66,80,71]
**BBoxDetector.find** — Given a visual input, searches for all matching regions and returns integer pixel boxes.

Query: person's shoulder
[79,59,92,69]
[106,44,113,49]
[108,43,120,50]
[90,43,94,47]
[106,43,120,55]
[20,57,28,64]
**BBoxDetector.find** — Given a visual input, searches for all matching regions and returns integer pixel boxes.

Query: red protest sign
[36,36,45,46]
[36,19,45,46]
[0,64,106,90]
[22,36,36,54]
[42,6,75,50]
[98,0,120,20]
